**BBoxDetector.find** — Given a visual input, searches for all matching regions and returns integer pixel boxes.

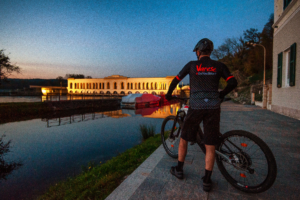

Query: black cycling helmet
[193,38,214,53]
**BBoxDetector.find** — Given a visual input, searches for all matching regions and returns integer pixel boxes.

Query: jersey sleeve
[221,63,234,82]
[175,61,191,81]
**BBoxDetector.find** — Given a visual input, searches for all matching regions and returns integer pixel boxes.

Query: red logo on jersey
[196,64,216,72]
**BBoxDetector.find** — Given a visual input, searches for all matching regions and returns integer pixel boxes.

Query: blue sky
[0,0,274,80]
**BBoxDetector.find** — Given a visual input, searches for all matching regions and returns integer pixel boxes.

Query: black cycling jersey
[176,57,234,109]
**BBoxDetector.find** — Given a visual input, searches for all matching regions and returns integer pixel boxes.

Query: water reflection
[43,110,130,128]
[0,103,181,200]
[43,103,181,128]
[0,135,23,181]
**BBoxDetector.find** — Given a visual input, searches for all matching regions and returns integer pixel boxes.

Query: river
[0,103,180,200]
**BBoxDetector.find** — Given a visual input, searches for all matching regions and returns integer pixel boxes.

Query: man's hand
[165,94,172,101]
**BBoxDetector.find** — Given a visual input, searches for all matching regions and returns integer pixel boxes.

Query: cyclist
[165,38,237,192]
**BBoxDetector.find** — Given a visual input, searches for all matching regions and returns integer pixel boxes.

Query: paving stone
[148,167,185,182]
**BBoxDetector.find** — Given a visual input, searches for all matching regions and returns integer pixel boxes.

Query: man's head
[193,38,214,59]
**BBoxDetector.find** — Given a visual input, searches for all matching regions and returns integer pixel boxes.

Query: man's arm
[166,62,191,100]
[219,65,238,99]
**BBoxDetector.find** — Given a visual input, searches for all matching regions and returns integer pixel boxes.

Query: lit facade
[67,75,180,95]
[272,0,300,119]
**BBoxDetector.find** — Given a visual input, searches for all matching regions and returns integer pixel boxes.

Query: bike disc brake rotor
[219,136,268,188]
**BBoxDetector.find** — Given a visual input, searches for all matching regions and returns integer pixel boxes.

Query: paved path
[106,102,300,200]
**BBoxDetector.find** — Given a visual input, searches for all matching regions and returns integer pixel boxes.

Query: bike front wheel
[216,130,277,193]
[161,116,181,158]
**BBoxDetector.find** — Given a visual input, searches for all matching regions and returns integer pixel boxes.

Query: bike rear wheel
[161,116,181,158]
[216,130,277,193]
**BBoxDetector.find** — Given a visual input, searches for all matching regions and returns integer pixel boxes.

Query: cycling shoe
[170,166,184,179]
[202,176,212,192]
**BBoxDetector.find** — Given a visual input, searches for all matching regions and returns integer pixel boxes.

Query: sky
[0,0,274,80]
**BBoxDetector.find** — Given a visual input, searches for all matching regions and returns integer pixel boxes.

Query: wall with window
[272,1,300,119]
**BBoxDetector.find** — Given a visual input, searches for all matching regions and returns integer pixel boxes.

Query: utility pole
[247,42,267,109]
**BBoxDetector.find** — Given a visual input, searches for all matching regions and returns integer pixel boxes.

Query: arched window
[102,82,105,89]
[146,83,149,90]
[143,91,148,94]
[107,82,110,89]
[143,83,145,90]
[128,91,132,94]
[138,83,141,89]
[135,83,137,89]
[127,83,130,89]
[130,83,132,89]
[135,91,140,94]
[114,82,117,89]
[106,91,111,94]
[83,83,85,89]
[155,82,157,90]
[151,83,153,90]
[113,91,118,94]
[120,91,125,95]
[121,82,124,89]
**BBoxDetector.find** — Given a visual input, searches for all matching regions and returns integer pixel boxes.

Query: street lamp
[247,42,267,109]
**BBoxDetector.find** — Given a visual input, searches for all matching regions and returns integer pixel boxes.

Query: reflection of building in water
[43,104,181,127]
[122,103,181,119]
[142,103,181,118]
[102,110,130,118]
[43,110,129,128]
[67,75,181,95]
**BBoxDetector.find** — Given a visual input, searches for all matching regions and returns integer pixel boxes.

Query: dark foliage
[0,135,23,181]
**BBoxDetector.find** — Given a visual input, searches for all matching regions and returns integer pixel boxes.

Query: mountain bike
[161,97,277,193]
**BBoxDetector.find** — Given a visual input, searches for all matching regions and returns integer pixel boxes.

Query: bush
[139,124,155,141]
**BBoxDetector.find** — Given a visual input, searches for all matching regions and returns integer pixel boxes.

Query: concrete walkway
[106,102,300,200]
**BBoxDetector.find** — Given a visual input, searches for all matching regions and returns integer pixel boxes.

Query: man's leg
[170,138,188,179]
[178,138,188,162]
[205,144,215,170]
[202,144,215,192]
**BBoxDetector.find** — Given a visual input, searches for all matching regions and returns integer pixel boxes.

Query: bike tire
[161,116,181,158]
[216,130,277,193]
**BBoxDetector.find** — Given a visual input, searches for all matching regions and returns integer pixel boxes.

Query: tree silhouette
[0,50,21,85]
[0,135,23,181]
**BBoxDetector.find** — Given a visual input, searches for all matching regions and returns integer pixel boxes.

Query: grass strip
[38,134,162,200]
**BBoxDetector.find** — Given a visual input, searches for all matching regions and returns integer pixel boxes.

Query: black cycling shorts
[181,108,220,145]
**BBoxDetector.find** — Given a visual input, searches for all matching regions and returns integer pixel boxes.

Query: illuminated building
[67,75,180,95]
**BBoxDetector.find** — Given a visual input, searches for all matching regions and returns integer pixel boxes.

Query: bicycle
[161,97,277,193]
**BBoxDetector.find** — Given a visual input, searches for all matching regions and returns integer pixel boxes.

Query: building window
[289,43,297,86]
[121,82,124,89]
[284,0,292,10]
[284,49,291,87]
[114,82,117,89]
[107,82,110,89]
[277,52,283,88]
[103,82,105,89]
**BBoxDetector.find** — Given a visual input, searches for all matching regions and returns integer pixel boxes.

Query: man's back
[176,57,233,109]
